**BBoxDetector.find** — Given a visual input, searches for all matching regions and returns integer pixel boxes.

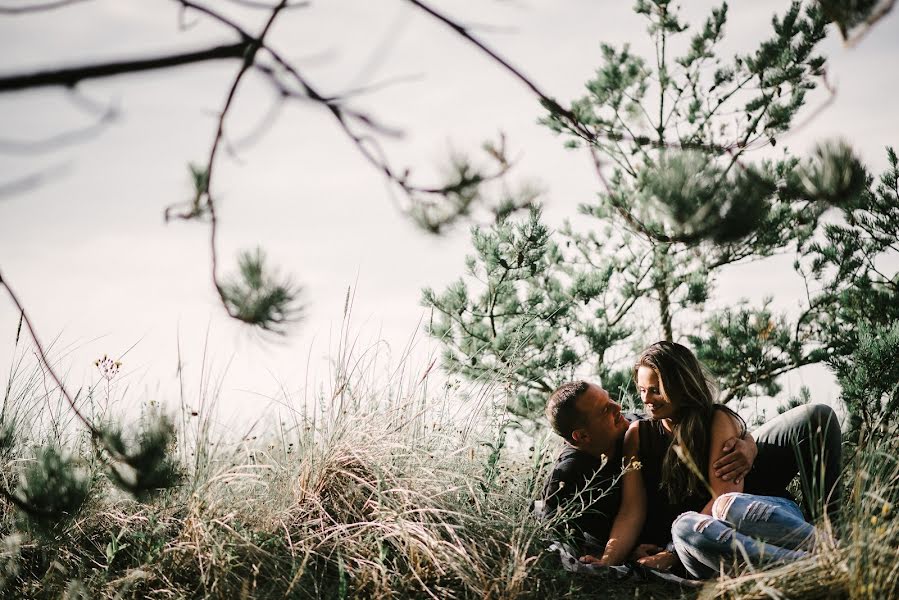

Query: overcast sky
[1,0,897,424]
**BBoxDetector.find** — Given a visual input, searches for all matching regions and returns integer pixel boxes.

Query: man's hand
[636,550,679,572]
[579,554,605,566]
[630,543,664,560]
[713,432,757,483]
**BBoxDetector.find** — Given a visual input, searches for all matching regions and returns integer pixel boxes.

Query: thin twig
[0,0,91,15]
[177,0,290,317]
[223,0,309,9]
[0,269,101,438]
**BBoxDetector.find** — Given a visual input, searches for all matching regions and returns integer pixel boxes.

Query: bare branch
[402,0,583,136]
[222,0,309,9]
[0,106,116,154]
[0,0,91,15]
[164,0,292,325]
[0,42,251,92]
[0,164,69,199]
[0,268,101,438]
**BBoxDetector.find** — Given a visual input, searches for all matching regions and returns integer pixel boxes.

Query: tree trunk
[654,244,674,342]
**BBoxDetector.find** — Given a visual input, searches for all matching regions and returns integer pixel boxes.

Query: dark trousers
[744,404,842,523]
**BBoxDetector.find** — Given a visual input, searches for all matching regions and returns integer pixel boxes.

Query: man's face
[572,383,628,455]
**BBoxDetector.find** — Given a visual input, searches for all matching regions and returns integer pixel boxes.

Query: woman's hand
[636,550,679,572]
[713,433,757,483]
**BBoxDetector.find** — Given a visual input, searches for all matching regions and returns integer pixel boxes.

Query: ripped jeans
[671,493,816,579]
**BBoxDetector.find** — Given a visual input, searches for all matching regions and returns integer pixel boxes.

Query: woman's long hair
[635,341,745,502]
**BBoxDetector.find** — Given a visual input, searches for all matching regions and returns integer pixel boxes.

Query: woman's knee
[672,511,710,543]
[673,510,737,553]
[711,492,747,520]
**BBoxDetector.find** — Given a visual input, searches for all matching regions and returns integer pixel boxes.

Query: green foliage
[423,207,628,420]
[634,150,776,243]
[777,385,812,415]
[219,247,302,335]
[800,147,899,361]
[798,139,868,204]
[101,410,181,501]
[817,0,883,39]
[426,1,865,425]
[11,446,89,530]
[479,419,517,497]
[831,322,899,442]
[0,420,14,462]
[407,136,535,234]
[407,154,485,234]
[689,302,825,404]
[171,162,210,221]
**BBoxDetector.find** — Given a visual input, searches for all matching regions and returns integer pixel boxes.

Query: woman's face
[637,365,675,420]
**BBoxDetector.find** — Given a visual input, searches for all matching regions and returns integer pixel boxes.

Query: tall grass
[0,328,648,600]
[2,327,895,599]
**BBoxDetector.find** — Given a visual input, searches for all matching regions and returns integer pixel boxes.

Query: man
[540,380,841,569]
[538,381,635,551]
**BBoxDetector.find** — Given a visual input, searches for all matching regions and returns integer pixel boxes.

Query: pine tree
[812,149,899,438]
[424,1,892,425]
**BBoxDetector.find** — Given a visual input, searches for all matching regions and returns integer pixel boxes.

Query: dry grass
[3,339,662,599]
[0,405,656,599]
[2,339,895,599]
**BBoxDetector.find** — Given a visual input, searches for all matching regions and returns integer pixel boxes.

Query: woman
[587,341,816,578]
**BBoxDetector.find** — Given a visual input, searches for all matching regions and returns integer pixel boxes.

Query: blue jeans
[745,404,842,523]
[671,493,816,579]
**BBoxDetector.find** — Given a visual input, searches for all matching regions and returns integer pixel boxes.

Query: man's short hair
[546,380,590,441]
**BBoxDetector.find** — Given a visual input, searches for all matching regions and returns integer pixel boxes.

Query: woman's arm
[593,422,646,565]
[700,409,745,515]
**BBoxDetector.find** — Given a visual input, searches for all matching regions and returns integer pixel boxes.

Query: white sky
[0,0,897,425]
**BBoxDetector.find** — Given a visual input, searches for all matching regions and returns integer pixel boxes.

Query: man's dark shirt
[540,412,640,544]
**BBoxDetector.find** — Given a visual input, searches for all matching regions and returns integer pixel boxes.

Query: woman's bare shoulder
[711,406,743,435]
[623,420,641,453]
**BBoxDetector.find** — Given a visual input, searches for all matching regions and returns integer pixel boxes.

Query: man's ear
[571,428,588,446]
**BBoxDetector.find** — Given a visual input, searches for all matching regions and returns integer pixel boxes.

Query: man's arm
[700,410,746,515]
[713,430,757,484]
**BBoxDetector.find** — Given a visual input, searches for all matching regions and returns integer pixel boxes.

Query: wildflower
[870,515,878,526]
[882,501,892,516]
[94,354,122,381]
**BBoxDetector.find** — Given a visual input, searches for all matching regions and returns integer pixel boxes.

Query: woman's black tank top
[637,418,710,545]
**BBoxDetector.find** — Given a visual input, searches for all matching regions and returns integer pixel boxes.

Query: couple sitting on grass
[540,341,842,580]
